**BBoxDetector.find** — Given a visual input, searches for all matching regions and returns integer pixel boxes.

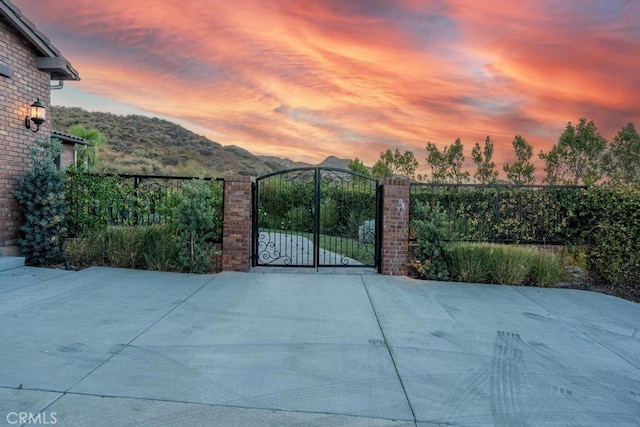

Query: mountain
[51,106,349,177]
[257,155,310,170]
[317,155,350,169]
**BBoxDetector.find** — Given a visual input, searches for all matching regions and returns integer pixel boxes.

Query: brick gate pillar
[380,177,410,275]
[222,176,254,272]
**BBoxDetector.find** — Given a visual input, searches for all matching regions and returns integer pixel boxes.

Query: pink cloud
[12,0,640,177]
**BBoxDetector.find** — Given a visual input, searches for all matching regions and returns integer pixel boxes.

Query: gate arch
[253,167,380,269]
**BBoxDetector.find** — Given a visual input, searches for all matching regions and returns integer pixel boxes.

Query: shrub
[446,243,490,283]
[65,166,124,234]
[446,243,563,286]
[138,225,181,271]
[65,177,222,274]
[570,185,640,298]
[287,205,312,232]
[411,202,449,280]
[487,245,530,285]
[64,225,181,271]
[102,226,140,268]
[170,178,220,273]
[525,248,564,287]
[319,198,339,234]
[410,185,583,244]
[63,228,106,269]
[13,139,69,266]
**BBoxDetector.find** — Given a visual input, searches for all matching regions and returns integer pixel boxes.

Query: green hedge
[410,185,584,244]
[257,179,376,237]
[569,186,640,298]
[411,185,639,295]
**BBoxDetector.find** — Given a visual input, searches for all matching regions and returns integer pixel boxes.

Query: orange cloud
[13,0,640,177]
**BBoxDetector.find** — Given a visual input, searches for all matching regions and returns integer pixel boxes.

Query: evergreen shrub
[13,139,69,266]
[410,202,449,280]
[170,177,220,273]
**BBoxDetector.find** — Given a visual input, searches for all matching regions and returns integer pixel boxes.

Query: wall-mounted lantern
[25,99,46,132]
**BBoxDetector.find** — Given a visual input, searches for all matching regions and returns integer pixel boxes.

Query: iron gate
[253,167,380,268]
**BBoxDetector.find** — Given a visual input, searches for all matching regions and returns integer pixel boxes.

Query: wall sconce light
[25,99,46,132]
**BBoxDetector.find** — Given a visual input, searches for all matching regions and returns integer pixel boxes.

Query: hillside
[257,155,350,170]
[51,107,348,177]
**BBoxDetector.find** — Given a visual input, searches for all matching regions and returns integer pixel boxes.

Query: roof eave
[51,130,89,145]
[0,0,80,81]
[36,57,80,81]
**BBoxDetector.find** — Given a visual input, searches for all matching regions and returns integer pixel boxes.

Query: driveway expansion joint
[361,276,418,424]
[63,277,217,394]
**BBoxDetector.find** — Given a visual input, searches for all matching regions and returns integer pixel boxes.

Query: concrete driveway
[0,266,639,426]
[256,231,364,266]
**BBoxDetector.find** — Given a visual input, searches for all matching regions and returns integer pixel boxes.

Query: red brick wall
[60,143,76,168]
[0,16,51,254]
[222,176,253,271]
[380,177,410,275]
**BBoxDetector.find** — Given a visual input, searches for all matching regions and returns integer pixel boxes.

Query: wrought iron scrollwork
[254,167,379,268]
[257,231,290,265]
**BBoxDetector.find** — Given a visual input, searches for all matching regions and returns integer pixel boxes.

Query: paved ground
[256,231,366,266]
[0,266,639,426]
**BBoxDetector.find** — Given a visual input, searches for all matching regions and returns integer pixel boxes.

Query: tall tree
[425,142,448,183]
[604,122,640,185]
[347,157,372,185]
[67,124,108,167]
[471,136,499,184]
[539,118,607,185]
[371,148,419,180]
[448,138,470,184]
[347,157,370,176]
[503,135,536,185]
[425,138,470,184]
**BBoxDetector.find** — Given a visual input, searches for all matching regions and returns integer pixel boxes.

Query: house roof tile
[51,130,89,145]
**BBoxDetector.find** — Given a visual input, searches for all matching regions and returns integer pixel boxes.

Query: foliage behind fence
[65,168,224,242]
[409,183,586,244]
[257,173,377,237]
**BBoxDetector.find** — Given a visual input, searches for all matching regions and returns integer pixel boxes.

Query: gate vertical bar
[376,183,383,273]
[313,167,321,271]
[251,181,257,267]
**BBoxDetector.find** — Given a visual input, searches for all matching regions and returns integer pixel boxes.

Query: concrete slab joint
[2,268,639,425]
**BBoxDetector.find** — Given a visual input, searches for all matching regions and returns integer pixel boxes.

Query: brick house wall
[0,15,51,255]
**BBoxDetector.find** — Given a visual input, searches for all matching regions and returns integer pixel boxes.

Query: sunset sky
[13,0,640,173]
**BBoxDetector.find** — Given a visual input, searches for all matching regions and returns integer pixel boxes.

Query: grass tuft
[64,225,214,272]
[446,243,563,287]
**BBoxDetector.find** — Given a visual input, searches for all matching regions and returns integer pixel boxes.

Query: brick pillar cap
[382,176,411,186]
[225,175,255,183]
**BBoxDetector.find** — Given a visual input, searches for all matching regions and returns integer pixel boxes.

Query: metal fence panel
[409,183,586,244]
[66,172,224,242]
